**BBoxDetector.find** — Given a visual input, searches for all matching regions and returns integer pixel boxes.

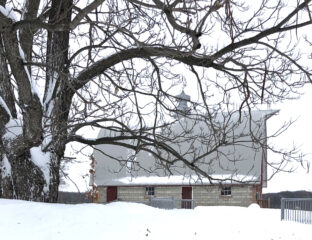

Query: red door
[182,187,192,209]
[107,186,117,203]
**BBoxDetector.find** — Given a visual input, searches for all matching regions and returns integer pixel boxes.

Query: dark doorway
[107,186,117,203]
[182,186,192,209]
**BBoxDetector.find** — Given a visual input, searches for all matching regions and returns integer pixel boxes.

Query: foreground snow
[0,199,311,240]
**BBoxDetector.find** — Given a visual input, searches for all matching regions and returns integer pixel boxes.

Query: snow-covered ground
[0,199,311,240]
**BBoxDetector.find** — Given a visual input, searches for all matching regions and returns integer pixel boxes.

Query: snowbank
[0,199,310,240]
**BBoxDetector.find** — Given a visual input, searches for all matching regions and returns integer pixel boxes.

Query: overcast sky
[263,85,312,193]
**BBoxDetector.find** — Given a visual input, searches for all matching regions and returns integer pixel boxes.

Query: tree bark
[0,0,73,202]
[43,0,73,202]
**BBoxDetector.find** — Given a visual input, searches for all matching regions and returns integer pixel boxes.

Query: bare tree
[0,0,311,202]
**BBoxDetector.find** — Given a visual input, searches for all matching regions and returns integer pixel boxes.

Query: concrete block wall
[97,185,258,207]
[193,185,257,207]
[118,186,149,203]
[98,186,183,204]
[155,186,181,199]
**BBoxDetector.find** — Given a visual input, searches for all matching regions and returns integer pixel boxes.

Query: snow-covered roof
[92,174,259,186]
[92,110,278,186]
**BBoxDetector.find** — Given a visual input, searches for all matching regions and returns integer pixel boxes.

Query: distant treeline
[263,191,312,209]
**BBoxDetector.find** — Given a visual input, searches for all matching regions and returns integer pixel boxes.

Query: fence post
[281,198,285,221]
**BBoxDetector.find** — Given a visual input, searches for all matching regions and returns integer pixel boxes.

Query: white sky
[263,85,312,193]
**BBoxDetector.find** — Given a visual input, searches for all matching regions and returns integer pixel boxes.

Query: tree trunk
[43,0,73,202]
[1,151,46,200]
[0,0,73,202]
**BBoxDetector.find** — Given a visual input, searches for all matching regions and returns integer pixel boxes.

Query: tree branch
[74,47,214,90]
[212,0,312,59]
[69,0,105,29]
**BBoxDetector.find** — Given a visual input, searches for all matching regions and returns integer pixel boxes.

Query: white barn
[91,92,277,208]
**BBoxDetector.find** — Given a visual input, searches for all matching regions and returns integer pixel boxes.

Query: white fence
[281,198,312,224]
[149,197,194,209]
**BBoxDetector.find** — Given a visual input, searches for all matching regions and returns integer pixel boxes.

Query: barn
[91,91,277,208]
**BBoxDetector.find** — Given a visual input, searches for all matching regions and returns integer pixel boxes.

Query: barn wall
[193,185,257,207]
[97,186,107,203]
[155,186,182,199]
[118,186,149,203]
[97,185,259,207]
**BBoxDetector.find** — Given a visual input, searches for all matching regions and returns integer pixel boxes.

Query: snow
[248,203,261,209]
[0,5,18,21]
[30,147,50,192]
[3,118,23,141]
[1,154,12,177]
[0,96,12,118]
[0,199,311,240]
[102,174,259,186]
[44,72,58,107]
[42,100,54,149]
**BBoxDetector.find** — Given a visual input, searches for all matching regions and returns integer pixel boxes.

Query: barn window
[145,186,155,196]
[221,186,231,196]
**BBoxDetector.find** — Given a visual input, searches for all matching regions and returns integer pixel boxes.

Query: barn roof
[92,110,278,186]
